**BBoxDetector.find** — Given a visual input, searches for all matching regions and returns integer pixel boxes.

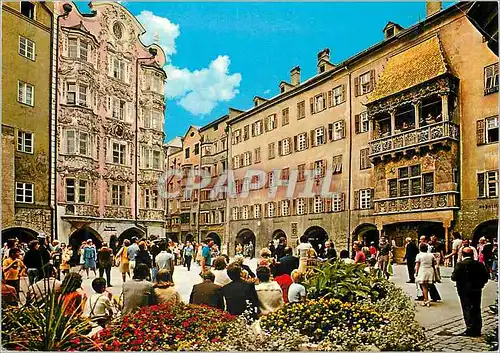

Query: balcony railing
[64,204,100,218]
[181,201,192,210]
[139,209,165,221]
[369,121,459,158]
[200,199,226,210]
[374,191,459,214]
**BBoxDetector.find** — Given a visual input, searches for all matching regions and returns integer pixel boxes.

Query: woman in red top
[59,272,87,316]
[353,242,366,264]
[272,264,293,303]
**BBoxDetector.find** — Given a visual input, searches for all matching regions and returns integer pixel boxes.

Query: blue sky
[122,1,455,140]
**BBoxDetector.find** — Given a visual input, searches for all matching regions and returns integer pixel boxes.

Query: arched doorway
[118,227,145,245]
[207,232,221,248]
[472,219,498,246]
[236,229,256,258]
[185,234,194,243]
[69,227,102,266]
[304,226,328,254]
[2,227,39,246]
[272,229,286,240]
[169,233,179,243]
[354,223,379,247]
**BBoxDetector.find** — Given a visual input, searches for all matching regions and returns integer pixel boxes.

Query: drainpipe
[344,65,353,250]
[52,3,73,240]
[135,48,158,239]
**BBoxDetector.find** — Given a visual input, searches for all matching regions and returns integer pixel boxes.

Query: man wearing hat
[37,234,51,279]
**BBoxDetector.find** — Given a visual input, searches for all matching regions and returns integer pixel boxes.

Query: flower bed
[94,303,236,351]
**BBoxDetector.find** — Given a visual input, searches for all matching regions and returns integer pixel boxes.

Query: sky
[118,1,455,140]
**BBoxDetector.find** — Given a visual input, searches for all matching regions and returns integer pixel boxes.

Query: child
[288,270,306,303]
[86,277,113,328]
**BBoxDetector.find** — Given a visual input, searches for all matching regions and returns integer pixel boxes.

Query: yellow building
[2,1,54,241]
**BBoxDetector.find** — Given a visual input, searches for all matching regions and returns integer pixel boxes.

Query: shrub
[94,303,235,351]
[304,260,386,302]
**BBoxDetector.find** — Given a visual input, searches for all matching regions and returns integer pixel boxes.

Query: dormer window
[319,65,325,73]
[280,86,285,93]
[386,26,395,38]
[21,1,35,20]
[383,22,403,40]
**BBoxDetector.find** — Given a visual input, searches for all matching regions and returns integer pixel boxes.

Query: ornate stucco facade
[2,2,54,241]
[55,2,166,247]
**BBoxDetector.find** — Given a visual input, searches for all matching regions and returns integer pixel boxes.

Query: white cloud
[264,89,271,94]
[138,11,242,116]
[136,11,180,62]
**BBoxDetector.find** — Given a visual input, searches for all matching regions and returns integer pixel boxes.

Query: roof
[383,21,404,31]
[165,137,182,148]
[367,36,449,104]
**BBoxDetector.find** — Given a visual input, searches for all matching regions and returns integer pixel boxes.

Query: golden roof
[367,36,449,103]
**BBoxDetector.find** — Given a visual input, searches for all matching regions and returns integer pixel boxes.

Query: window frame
[111,184,126,206]
[15,181,34,203]
[112,142,127,165]
[486,116,499,143]
[297,133,307,151]
[359,189,371,210]
[17,81,34,106]
[484,63,499,95]
[17,130,33,154]
[19,36,35,61]
[360,112,369,133]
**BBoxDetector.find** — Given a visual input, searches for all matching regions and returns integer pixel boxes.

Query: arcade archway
[272,229,286,240]
[185,234,194,242]
[69,227,102,266]
[472,219,498,246]
[304,226,328,254]
[354,223,379,247]
[118,227,145,244]
[207,232,221,248]
[2,227,39,245]
[236,228,256,258]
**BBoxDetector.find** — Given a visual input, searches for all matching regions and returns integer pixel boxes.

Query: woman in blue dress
[83,239,97,279]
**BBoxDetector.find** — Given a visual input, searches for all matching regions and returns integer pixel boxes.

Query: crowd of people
[1,230,497,336]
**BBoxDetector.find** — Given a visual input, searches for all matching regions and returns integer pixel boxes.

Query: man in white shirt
[457,239,479,262]
[155,242,175,276]
[27,267,61,303]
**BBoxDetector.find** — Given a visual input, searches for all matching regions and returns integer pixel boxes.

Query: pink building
[55,2,166,249]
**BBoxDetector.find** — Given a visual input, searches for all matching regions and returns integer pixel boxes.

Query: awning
[367,36,450,103]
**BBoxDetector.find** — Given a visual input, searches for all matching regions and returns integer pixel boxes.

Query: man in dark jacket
[37,235,51,278]
[324,241,337,261]
[278,247,299,275]
[189,271,224,309]
[403,237,419,283]
[451,247,490,337]
[221,263,259,316]
[274,237,287,261]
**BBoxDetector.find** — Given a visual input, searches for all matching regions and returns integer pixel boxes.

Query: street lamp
[134,48,158,239]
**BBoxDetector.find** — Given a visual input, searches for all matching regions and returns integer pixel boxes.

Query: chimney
[426,1,442,18]
[317,48,330,63]
[290,66,301,86]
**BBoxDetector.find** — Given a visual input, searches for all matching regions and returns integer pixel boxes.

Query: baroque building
[224,1,498,258]
[54,2,167,249]
[2,1,54,241]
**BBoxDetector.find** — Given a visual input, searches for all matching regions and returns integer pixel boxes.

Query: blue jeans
[27,268,39,286]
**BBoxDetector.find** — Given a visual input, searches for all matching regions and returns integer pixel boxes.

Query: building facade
[54,1,167,249]
[225,2,498,258]
[2,1,54,242]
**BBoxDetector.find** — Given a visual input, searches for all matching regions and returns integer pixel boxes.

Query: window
[281,200,290,216]
[359,71,373,95]
[360,148,371,170]
[388,179,397,198]
[232,207,239,221]
[314,160,324,177]
[297,198,305,215]
[282,108,290,126]
[16,182,33,203]
[268,171,275,188]
[267,114,277,131]
[17,131,33,153]
[65,130,91,156]
[332,155,342,174]
[296,133,307,151]
[19,36,35,60]
[112,98,126,120]
[194,143,200,155]
[66,179,75,202]
[233,155,240,169]
[315,127,325,146]
[18,81,34,106]
[252,120,263,136]
[234,129,242,144]
[185,147,190,159]
[254,147,261,163]
[111,185,126,206]
[79,180,88,203]
[484,63,499,94]
[68,37,88,61]
[298,164,306,181]
[355,112,369,133]
[152,150,161,169]
[243,151,251,166]
[279,138,291,156]
[314,94,326,112]
[242,206,249,220]
[390,165,434,197]
[254,204,261,219]
[243,125,250,140]
[66,83,87,106]
[359,189,372,209]
[66,130,76,154]
[332,85,345,106]
[486,116,499,143]
[20,1,35,19]
[314,196,323,213]
[297,101,306,119]
[144,189,150,208]
[331,120,345,141]
[113,22,123,39]
[112,143,126,165]
[332,193,342,212]
[319,65,325,73]
[79,132,89,156]
[268,142,275,160]
[267,202,276,218]
[478,171,498,198]
[112,57,126,81]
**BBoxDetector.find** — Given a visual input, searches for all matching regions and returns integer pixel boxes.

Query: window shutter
[328,90,333,107]
[325,197,332,212]
[310,129,315,147]
[291,199,297,216]
[250,205,254,219]
[478,173,486,198]
[248,151,252,164]
[239,155,244,167]
[251,123,255,137]
[273,114,278,127]
[309,161,314,173]
[231,132,235,145]
[322,92,327,109]
[369,69,376,92]
[355,114,360,134]
[310,97,314,114]
[341,84,346,102]
[321,160,327,176]
[293,135,298,152]
[108,55,113,77]
[354,190,360,210]
[328,123,333,141]
[370,188,375,208]
[341,120,346,138]
[278,140,283,156]
[476,119,485,145]
[264,119,269,132]
[304,133,309,149]
[308,197,314,214]
[341,193,345,211]
[354,77,360,97]
[125,63,130,84]
[288,137,293,153]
